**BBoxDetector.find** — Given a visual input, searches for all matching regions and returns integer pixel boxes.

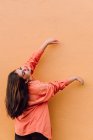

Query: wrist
[43,41,48,47]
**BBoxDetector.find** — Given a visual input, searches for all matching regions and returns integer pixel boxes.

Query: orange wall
[0,0,93,140]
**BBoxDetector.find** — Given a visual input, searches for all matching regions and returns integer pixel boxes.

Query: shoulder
[28,79,48,90]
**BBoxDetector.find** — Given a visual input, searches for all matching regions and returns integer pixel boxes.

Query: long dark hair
[5,71,29,119]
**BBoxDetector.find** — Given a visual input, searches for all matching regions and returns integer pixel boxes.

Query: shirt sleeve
[23,48,45,74]
[47,80,68,96]
[28,80,68,106]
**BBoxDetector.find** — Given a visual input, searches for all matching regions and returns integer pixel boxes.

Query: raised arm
[24,38,59,74]
[48,76,84,95]
[28,76,84,106]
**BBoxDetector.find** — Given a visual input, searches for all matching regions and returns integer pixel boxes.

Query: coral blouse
[15,47,68,140]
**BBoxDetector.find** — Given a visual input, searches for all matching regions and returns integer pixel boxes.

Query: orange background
[0,0,93,140]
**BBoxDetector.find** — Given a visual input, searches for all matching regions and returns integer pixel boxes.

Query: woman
[5,38,84,140]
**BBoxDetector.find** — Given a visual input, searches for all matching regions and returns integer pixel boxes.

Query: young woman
[5,38,84,140]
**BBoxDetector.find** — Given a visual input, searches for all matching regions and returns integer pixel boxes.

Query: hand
[44,38,60,46]
[75,76,84,85]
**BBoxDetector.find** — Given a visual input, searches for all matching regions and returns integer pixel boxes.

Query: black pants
[15,132,48,140]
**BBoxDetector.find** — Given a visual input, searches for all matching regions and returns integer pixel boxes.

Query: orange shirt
[15,47,68,140]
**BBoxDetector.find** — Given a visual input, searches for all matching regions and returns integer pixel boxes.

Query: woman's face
[15,66,31,80]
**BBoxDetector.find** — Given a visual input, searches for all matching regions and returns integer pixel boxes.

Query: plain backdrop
[0,0,93,140]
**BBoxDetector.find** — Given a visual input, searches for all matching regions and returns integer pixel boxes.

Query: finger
[51,42,60,44]
[80,80,84,85]
[53,40,60,43]
[81,80,84,85]
[54,39,59,42]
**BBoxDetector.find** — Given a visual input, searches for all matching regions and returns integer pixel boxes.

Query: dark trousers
[15,132,48,140]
